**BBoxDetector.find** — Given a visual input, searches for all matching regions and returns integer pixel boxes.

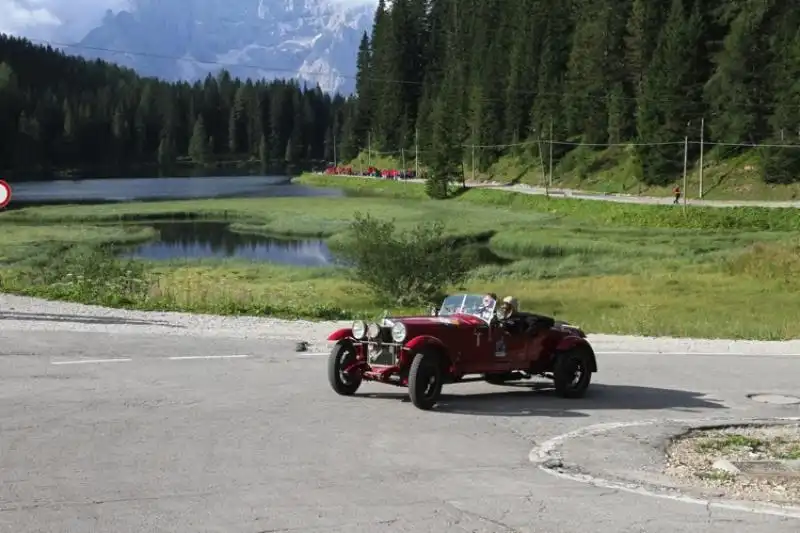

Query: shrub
[331,212,469,306]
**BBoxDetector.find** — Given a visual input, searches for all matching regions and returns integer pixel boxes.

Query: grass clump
[3,245,151,306]
[696,435,766,454]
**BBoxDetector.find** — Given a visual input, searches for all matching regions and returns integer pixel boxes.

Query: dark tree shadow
[354,382,727,418]
[0,311,184,328]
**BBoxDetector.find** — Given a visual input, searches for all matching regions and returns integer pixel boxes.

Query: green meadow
[1,174,798,340]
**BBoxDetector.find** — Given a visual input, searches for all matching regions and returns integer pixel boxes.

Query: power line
[347,137,800,157]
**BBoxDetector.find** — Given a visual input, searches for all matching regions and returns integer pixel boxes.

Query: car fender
[554,336,597,372]
[328,328,354,342]
[404,335,446,353]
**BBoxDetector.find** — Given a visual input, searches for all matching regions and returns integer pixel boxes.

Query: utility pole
[401,148,406,176]
[698,117,704,199]
[548,118,554,191]
[682,135,689,213]
[368,131,371,168]
[333,132,337,168]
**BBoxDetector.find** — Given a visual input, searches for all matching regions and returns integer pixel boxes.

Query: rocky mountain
[74,0,375,94]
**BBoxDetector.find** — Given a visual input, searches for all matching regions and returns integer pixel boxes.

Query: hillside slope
[339,0,800,199]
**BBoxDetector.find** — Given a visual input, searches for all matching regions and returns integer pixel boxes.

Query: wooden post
[683,136,688,213]
[548,118,554,191]
[415,128,419,177]
[698,117,704,199]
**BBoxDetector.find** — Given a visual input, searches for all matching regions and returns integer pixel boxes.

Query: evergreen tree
[635,0,705,184]
[188,115,209,164]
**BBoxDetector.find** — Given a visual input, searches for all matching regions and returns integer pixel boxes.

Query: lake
[6,175,342,207]
[126,221,333,267]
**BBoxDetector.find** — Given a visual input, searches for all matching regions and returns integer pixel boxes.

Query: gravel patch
[3,292,800,355]
[666,424,800,504]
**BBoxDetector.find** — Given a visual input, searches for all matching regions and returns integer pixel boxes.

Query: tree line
[0,34,351,178]
[346,0,800,194]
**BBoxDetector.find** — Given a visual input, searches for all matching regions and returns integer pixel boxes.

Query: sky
[0,0,131,42]
[0,0,375,43]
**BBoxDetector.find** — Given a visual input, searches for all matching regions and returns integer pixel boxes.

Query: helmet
[501,296,518,312]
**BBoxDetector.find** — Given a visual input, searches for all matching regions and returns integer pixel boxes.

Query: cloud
[0,0,130,42]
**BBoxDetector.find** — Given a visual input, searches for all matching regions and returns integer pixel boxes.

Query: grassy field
[348,144,800,201]
[1,178,798,340]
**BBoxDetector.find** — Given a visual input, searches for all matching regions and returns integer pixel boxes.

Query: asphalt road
[351,176,800,207]
[2,327,800,532]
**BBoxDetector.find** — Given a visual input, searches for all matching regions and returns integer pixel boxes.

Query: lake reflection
[127,221,333,267]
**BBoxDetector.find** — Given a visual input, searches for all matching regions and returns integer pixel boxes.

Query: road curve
[1,294,800,532]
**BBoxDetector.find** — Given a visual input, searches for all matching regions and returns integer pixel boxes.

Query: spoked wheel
[328,341,362,396]
[553,348,592,398]
[408,350,443,410]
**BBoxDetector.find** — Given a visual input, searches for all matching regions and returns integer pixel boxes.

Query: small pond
[124,221,514,268]
[126,221,333,267]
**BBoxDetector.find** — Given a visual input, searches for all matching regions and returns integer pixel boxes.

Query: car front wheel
[553,348,592,398]
[408,349,443,410]
[328,340,362,396]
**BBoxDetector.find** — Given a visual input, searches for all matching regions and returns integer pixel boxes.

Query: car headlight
[352,320,367,339]
[391,322,406,343]
[367,322,381,339]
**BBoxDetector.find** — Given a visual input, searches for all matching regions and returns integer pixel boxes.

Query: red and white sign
[0,180,10,208]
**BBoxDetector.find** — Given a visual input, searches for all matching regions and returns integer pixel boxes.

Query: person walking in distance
[673,185,681,205]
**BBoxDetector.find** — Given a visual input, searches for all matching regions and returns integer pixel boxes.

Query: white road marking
[51,358,132,365]
[529,417,800,519]
[167,354,250,360]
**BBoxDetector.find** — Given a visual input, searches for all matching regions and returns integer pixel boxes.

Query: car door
[461,322,512,374]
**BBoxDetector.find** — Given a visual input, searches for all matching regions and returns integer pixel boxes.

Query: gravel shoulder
[3,292,800,355]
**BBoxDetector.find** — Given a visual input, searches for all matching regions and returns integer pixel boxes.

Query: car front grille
[363,341,398,366]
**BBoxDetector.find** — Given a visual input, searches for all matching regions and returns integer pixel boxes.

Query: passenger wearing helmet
[498,295,532,335]
[498,296,518,320]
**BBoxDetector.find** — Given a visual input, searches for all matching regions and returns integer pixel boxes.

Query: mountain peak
[75,0,376,93]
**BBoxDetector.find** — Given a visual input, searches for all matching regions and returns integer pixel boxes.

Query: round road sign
[0,180,11,208]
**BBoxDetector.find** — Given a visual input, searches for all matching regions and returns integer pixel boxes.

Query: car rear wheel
[553,348,592,398]
[328,340,362,396]
[408,349,443,410]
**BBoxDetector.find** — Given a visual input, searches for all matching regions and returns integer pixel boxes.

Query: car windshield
[438,293,496,322]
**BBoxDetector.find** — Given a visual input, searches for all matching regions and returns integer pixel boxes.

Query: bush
[331,212,469,306]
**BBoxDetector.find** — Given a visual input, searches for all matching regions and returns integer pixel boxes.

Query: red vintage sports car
[327,293,598,410]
